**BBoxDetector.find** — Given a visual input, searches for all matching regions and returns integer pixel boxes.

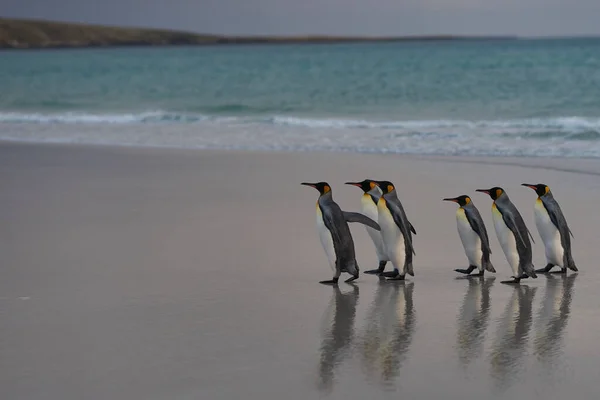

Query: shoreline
[4,35,600,51]
[5,35,600,52]
[3,17,600,52]
[0,35,521,51]
[0,17,519,50]
[0,16,547,51]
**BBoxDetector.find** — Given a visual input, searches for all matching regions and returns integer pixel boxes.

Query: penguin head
[521,183,550,196]
[443,195,472,207]
[301,181,332,196]
[476,187,505,200]
[344,179,378,193]
[373,180,396,194]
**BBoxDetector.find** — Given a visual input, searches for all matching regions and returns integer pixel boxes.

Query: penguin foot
[470,271,484,277]
[381,270,400,278]
[454,268,470,275]
[535,263,554,273]
[387,275,406,281]
[501,277,521,284]
[345,275,359,283]
[364,260,387,275]
[364,269,383,275]
[455,265,476,275]
[551,268,568,274]
[319,278,339,285]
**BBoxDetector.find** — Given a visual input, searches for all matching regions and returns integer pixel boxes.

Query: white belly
[534,199,564,266]
[316,205,336,271]
[361,194,388,261]
[456,208,483,268]
[492,204,519,276]
[377,200,405,270]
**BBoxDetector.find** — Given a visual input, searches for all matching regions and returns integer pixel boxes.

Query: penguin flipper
[527,228,536,244]
[542,197,574,247]
[500,208,530,249]
[385,201,416,256]
[409,222,417,235]
[343,211,380,231]
[464,206,492,255]
[321,206,344,257]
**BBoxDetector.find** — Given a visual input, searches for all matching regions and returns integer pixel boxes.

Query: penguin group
[302,180,577,285]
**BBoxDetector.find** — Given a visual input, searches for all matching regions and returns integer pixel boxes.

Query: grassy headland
[0,17,517,49]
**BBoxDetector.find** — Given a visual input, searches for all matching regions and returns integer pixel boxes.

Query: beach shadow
[358,278,416,389]
[533,274,577,375]
[455,277,495,368]
[316,284,360,393]
[489,284,537,392]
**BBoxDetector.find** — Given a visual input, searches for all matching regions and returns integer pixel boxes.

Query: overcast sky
[3,0,600,37]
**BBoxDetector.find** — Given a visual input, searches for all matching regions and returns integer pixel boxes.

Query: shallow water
[2,143,599,400]
[306,273,589,399]
[4,269,590,399]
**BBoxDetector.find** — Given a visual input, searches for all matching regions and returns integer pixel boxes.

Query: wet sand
[1,142,600,399]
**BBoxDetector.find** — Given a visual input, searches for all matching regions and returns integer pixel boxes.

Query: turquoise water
[2,39,600,156]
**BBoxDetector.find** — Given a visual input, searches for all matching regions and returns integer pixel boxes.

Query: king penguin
[302,182,381,285]
[443,195,496,277]
[345,179,390,275]
[373,180,417,280]
[522,183,577,274]
[476,187,537,284]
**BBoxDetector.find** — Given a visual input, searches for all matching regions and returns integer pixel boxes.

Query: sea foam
[2,112,600,158]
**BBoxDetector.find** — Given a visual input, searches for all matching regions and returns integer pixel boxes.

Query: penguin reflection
[533,274,577,371]
[359,280,416,386]
[317,285,360,393]
[489,285,537,391]
[456,277,495,368]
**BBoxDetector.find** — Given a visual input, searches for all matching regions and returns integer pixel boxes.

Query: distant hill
[0,17,517,49]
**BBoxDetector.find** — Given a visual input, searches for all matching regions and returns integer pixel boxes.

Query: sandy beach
[2,141,600,400]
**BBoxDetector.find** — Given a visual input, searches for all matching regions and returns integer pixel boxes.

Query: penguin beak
[301,182,317,189]
[442,197,459,203]
[521,183,537,190]
[475,189,491,195]
[344,182,362,187]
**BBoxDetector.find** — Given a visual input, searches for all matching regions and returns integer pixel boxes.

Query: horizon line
[2,16,600,41]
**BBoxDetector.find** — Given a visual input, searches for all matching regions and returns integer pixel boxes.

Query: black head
[476,187,505,200]
[373,180,396,194]
[301,181,331,196]
[522,183,549,197]
[345,179,378,193]
[443,195,472,207]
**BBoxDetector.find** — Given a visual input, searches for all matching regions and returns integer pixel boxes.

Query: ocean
[2,39,600,157]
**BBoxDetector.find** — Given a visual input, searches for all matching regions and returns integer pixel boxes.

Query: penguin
[443,195,496,277]
[373,180,416,280]
[521,183,577,274]
[302,182,381,285]
[345,179,390,275]
[476,187,537,284]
